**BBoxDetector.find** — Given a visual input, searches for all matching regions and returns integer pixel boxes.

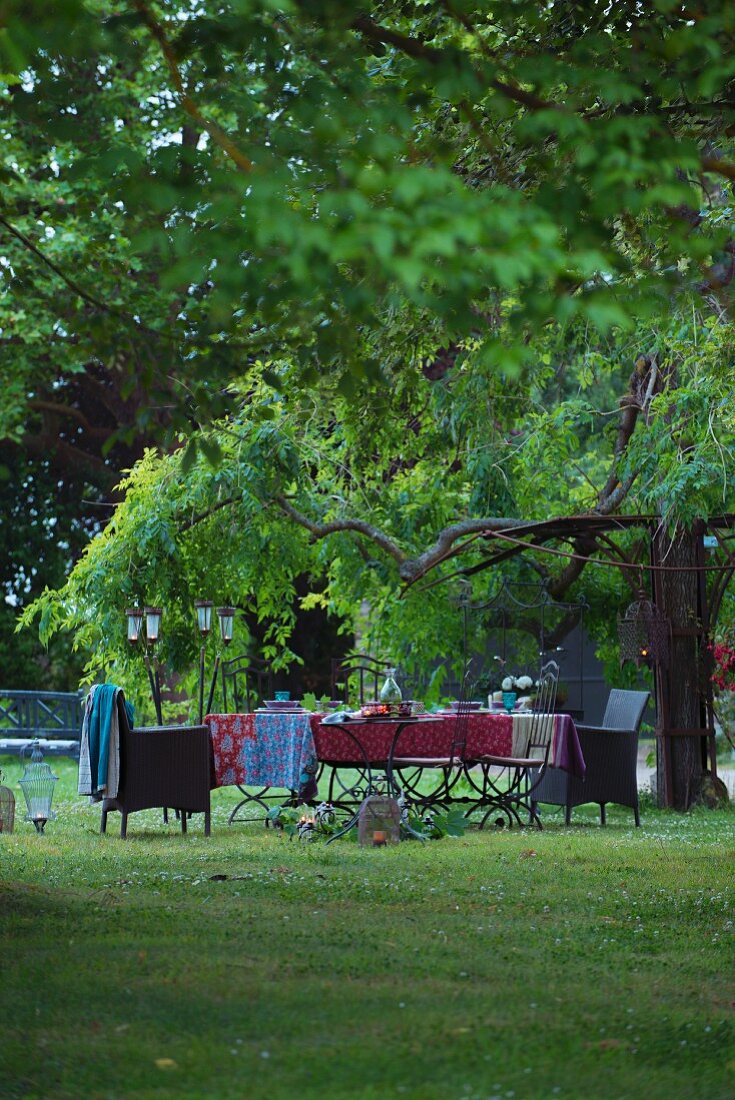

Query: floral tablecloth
[312,712,585,777]
[205,712,318,799]
[204,710,585,798]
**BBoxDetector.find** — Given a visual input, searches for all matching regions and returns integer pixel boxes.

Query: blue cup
[502,691,517,713]
[274,691,291,701]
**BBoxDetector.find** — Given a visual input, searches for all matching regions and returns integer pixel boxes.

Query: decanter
[379,668,402,705]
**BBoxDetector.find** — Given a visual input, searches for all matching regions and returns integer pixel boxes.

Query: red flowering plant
[710,638,735,693]
[709,628,735,750]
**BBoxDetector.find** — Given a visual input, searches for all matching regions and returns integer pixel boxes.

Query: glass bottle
[379,668,402,705]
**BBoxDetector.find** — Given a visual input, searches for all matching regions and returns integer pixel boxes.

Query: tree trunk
[653,529,706,809]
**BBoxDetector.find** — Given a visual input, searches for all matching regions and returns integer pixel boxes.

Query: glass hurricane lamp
[378,668,402,706]
[19,742,58,834]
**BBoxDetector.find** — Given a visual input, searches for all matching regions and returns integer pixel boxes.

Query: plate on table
[256,707,307,715]
[446,701,483,712]
[263,700,302,711]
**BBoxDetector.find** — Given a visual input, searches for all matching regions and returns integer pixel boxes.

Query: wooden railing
[0,690,83,757]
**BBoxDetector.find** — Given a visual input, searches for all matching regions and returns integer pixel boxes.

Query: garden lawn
[1,758,733,1100]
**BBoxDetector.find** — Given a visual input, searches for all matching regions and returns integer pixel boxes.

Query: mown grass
[1,757,734,1100]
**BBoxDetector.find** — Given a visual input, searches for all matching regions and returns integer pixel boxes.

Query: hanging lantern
[125,607,144,644]
[0,768,15,833]
[217,606,236,645]
[618,590,671,667]
[144,606,163,643]
[194,599,214,636]
[357,789,401,847]
[19,742,58,834]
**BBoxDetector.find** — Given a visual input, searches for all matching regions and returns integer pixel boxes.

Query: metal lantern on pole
[217,606,236,645]
[125,605,164,723]
[125,607,144,645]
[0,768,15,834]
[194,600,215,723]
[143,606,164,723]
[202,607,238,718]
[144,606,163,643]
[194,599,214,636]
[19,741,58,833]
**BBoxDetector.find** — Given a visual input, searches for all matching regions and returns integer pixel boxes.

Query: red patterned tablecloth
[205,710,585,788]
[314,711,585,776]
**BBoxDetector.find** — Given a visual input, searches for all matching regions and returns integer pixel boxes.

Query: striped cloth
[78,685,130,799]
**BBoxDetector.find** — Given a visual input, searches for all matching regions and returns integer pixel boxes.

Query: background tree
[6,2,735,805]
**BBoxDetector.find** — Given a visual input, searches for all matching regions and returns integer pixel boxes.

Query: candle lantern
[194,599,214,636]
[144,606,163,643]
[125,607,144,644]
[618,590,671,668]
[19,742,58,833]
[0,768,15,833]
[217,606,236,645]
[357,790,401,847]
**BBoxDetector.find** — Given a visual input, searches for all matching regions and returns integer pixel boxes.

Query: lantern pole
[204,607,236,717]
[194,600,214,723]
[144,607,164,724]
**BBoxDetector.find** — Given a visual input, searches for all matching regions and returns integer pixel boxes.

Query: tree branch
[596,354,658,510]
[274,496,408,565]
[399,517,528,582]
[701,155,735,183]
[350,14,560,113]
[133,1,254,174]
[0,214,114,313]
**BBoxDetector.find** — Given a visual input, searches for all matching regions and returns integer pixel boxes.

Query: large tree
[7,2,735,806]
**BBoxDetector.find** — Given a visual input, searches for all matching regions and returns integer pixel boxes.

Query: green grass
[1,757,734,1100]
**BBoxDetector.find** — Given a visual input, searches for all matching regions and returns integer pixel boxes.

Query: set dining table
[204,707,586,829]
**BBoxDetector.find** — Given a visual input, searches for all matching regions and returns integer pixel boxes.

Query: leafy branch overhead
[4,1,735,439]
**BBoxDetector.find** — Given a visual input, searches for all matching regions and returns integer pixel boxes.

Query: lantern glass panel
[195,599,213,635]
[125,607,144,644]
[217,606,236,644]
[145,606,163,642]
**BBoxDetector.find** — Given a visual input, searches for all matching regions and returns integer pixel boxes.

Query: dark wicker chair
[220,655,274,713]
[531,688,650,826]
[100,694,211,838]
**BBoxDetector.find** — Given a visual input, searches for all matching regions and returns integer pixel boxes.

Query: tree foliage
[4,1,735,440]
[6,2,735,787]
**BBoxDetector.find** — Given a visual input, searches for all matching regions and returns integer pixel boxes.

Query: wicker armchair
[100,694,211,838]
[531,688,650,826]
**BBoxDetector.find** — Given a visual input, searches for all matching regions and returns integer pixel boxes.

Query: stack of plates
[263,699,301,710]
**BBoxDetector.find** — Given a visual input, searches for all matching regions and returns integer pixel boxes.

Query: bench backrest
[0,690,84,740]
